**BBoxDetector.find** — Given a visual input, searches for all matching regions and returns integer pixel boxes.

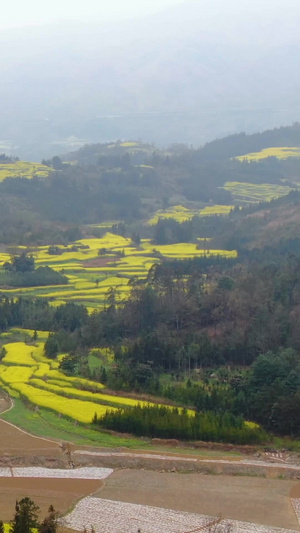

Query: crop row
[29,378,155,409]
[224,181,293,203]
[9,382,112,423]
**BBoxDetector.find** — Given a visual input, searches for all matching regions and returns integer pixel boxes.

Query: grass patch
[1,398,144,447]
[142,444,242,458]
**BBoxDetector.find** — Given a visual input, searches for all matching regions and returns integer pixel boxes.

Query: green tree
[131,232,141,246]
[0,347,7,361]
[10,497,39,533]
[44,334,59,359]
[51,156,63,170]
[12,253,35,273]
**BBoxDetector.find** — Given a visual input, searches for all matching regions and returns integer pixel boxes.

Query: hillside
[0,124,299,245]
[194,123,300,160]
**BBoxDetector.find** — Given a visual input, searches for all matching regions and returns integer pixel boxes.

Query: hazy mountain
[1,0,300,159]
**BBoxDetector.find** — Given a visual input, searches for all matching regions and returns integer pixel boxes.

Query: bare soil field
[98,469,300,530]
[291,484,300,498]
[0,418,61,458]
[82,257,116,268]
[0,478,102,520]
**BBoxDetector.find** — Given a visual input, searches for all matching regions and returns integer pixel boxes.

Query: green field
[1,397,143,448]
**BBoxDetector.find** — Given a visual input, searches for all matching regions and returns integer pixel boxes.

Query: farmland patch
[63,493,298,532]
[0,233,235,308]
[0,161,53,181]
[223,181,294,204]
[96,469,299,531]
[148,204,233,224]
[235,146,300,161]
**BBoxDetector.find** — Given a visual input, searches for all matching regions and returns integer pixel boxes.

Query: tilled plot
[98,470,299,530]
[0,478,104,521]
[0,468,113,521]
[0,418,60,455]
[63,496,299,533]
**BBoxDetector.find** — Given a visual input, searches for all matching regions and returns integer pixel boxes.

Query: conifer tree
[10,497,39,533]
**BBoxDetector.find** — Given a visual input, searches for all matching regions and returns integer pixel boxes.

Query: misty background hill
[1,0,300,160]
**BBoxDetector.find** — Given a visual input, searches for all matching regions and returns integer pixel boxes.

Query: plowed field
[98,469,299,530]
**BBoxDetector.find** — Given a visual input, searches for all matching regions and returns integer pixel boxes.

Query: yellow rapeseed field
[148,204,233,224]
[0,227,236,308]
[0,337,197,424]
[0,161,53,181]
[235,146,300,161]
[3,343,37,367]
[9,382,112,423]
[30,378,154,408]
[0,365,33,384]
[224,181,293,204]
[2,315,231,440]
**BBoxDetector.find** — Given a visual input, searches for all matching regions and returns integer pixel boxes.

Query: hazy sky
[1,0,184,28]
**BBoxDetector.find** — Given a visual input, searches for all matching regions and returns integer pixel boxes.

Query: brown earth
[0,418,61,459]
[290,483,300,498]
[82,257,117,268]
[98,469,300,530]
[0,478,103,521]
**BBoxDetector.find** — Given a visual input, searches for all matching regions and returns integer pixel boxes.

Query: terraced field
[0,339,164,424]
[0,233,236,310]
[0,161,52,181]
[148,204,233,224]
[223,181,294,204]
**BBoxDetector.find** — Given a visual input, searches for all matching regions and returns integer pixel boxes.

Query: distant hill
[214,191,300,253]
[64,141,159,166]
[195,123,300,160]
[1,0,300,159]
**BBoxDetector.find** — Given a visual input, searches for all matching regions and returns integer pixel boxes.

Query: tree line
[94,404,267,444]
